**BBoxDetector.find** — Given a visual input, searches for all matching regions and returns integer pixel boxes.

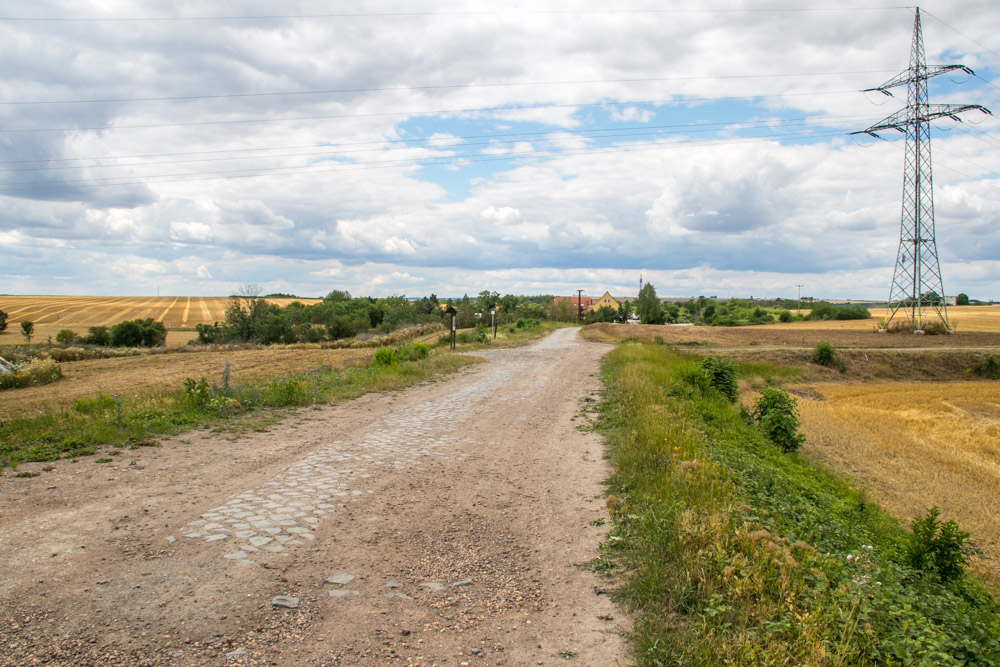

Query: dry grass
[0,295,320,344]
[0,346,371,420]
[796,381,1000,586]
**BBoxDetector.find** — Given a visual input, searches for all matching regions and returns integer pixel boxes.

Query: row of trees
[194,286,555,345]
[619,284,875,326]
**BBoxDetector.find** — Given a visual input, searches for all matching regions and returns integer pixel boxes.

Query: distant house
[552,291,620,314]
[590,291,619,312]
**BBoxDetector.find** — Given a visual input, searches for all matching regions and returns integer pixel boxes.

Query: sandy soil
[0,328,625,666]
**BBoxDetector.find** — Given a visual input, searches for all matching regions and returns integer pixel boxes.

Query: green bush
[812,341,836,366]
[752,387,805,453]
[395,342,429,361]
[20,321,34,343]
[372,346,399,366]
[979,354,998,379]
[674,361,711,395]
[701,357,738,403]
[907,506,969,582]
[266,377,309,406]
[195,323,221,344]
[777,309,791,323]
[0,309,7,334]
[55,329,77,345]
[110,318,167,347]
[82,325,111,346]
[808,302,871,321]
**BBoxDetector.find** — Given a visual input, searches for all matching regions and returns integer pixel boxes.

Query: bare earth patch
[0,328,625,666]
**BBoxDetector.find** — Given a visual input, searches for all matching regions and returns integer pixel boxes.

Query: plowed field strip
[107,297,158,326]
[181,297,192,326]
[157,297,181,325]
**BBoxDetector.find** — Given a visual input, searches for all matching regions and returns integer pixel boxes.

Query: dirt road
[0,328,625,666]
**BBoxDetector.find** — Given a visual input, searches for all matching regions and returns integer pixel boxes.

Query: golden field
[777,304,1000,333]
[796,381,1000,585]
[0,295,320,344]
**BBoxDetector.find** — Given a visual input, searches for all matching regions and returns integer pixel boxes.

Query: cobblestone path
[177,327,579,565]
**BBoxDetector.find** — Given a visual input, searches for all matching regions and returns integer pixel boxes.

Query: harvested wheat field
[584,317,1000,350]
[1,346,371,420]
[777,304,1000,333]
[0,295,320,344]
[796,381,1000,586]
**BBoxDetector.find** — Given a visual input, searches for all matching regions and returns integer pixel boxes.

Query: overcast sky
[2,1,998,300]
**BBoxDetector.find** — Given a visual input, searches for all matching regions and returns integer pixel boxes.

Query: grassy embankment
[0,322,559,471]
[598,341,1000,665]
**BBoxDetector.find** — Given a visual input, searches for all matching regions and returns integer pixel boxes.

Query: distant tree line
[195,286,555,345]
[600,283,875,327]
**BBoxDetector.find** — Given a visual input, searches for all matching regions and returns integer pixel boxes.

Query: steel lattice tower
[852,7,989,332]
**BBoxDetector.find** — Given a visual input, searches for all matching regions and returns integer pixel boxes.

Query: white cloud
[0,1,996,299]
[611,106,654,123]
[196,265,212,279]
[480,206,522,224]
[170,221,214,242]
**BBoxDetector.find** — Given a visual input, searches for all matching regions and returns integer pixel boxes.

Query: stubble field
[585,310,1000,585]
[0,295,320,345]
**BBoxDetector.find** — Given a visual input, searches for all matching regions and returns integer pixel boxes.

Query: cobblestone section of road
[176,328,578,565]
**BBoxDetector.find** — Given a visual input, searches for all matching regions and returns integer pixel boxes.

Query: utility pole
[851,7,990,333]
[576,289,584,322]
[795,284,804,313]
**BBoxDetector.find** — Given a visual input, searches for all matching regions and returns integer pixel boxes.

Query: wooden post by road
[445,305,458,349]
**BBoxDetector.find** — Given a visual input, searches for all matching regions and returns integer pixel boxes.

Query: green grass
[0,351,478,470]
[440,320,572,350]
[598,341,1000,666]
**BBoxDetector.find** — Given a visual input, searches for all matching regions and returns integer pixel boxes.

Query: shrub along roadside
[597,342,1000,666]
[0,357,62,390]
[0,351,478,470]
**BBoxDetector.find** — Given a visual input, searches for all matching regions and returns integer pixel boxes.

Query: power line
[921,9,1000,61]
[0,89,867,134]
[0,7,913,22]
[0,114,885,171]
[0,127,854,194]
[0,71,897,106]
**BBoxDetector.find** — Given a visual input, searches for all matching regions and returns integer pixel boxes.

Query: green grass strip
[1,352,478,470]
[598,342,1000,666]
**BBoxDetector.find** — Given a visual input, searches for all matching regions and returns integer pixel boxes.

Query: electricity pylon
[852,7,990,332]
